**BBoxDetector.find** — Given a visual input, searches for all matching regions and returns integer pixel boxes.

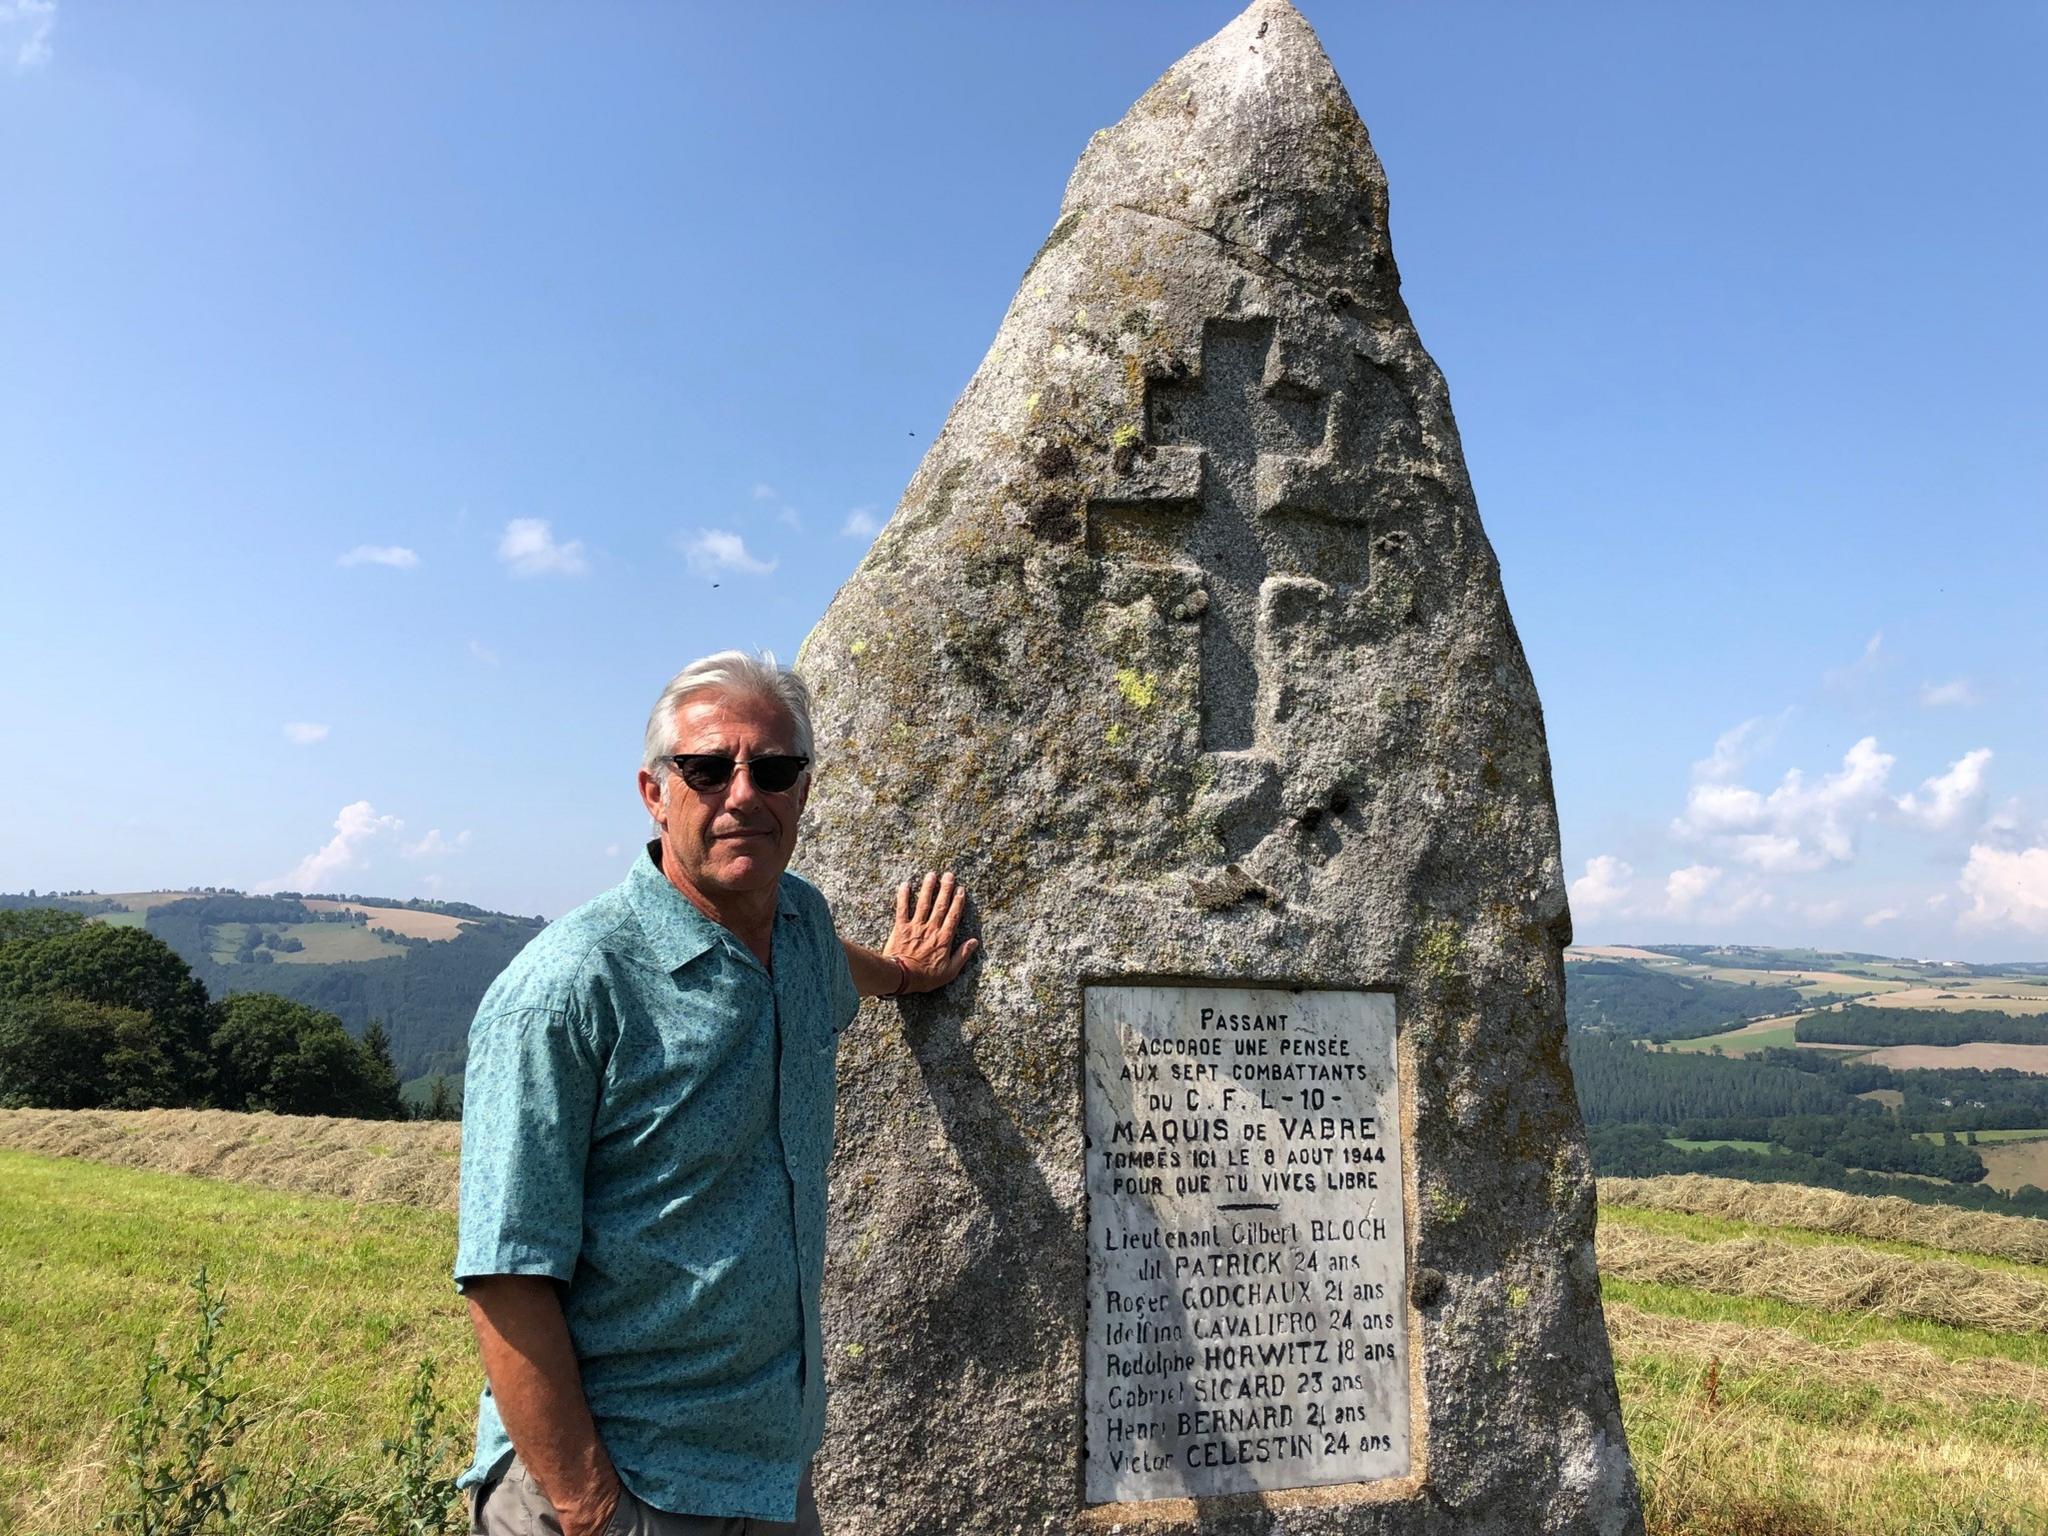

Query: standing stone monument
[797,4,1643,1532]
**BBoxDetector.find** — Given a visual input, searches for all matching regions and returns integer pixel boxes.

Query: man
[455,651,976,1536]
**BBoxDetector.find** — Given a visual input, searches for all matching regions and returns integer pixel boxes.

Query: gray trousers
[468,1456,823,1536]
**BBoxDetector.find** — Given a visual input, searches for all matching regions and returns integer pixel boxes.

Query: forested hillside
[1564,960,1811,1041]
[142,896,541,1080]
[1566,947,2048,1219]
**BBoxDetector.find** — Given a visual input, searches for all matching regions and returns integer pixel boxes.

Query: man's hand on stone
[884,870,979,992]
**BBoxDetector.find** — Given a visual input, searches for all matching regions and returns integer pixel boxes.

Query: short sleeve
[830,934,860,1037]
[454,1005,602,1289]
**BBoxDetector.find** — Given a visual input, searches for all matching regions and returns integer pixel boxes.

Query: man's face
[637,689,809,908]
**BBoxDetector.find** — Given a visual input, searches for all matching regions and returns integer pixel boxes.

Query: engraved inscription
[1084,985,1410,1504]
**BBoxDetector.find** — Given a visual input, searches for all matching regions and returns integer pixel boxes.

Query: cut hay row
[1604,1301,2048,1410]
[1596,1224,2048,1335]
[1602,1172,2048,1266]
[0,1107,460,1212]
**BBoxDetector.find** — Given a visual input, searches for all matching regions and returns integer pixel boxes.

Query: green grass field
[206,921,408,966]
[1666,1138,1771,1153]
[9,1128,2048,1534]
[0,1150,472,1531]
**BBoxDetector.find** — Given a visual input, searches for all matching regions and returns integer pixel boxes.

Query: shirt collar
[626,840,799,972]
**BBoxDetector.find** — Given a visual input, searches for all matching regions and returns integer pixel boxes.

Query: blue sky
[1,3,2042,958]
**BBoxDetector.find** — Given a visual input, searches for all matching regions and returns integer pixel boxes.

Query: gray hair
[641,651,815,783]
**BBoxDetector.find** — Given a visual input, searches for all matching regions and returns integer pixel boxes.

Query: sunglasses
[662,753,810,795]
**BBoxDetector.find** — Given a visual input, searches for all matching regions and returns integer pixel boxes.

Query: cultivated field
[1983,1141,2048,1197]
[1662,1014,1806,1055]
[300,900,472,941]
[207,920,410,965]
[1858,1042,2048,1075]
[1869,987,2048,1014]
[5,1122,2047,1533]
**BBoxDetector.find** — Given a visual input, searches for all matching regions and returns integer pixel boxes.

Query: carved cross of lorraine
[1090,318,1370,754]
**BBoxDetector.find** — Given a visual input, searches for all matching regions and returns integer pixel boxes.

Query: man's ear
[637,768,667,827]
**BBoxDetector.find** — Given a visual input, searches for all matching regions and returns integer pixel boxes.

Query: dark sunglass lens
[676,756,737,792]
[749,757,805,792]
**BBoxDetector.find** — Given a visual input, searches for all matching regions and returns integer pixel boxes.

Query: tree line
[0,909,454,1120]
[1796,1004,2048,1048]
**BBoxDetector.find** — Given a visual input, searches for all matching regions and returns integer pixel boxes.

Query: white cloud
[468,639,500,666]
[1694,716,1781,784]
[751,483,778,501]
[604,842,621,859]
[840,507,882,541]
[338,544,420,570]
[1569,855,1635,915]
[1958,844,2048,935]
[680,528,777,579]
[1673,736,1895,873]
[1663,864,1723,917]
[1823,630,1885,690]
[263,801,403,893]
[498,518,588,577]
[1863,908,1901,928]
[281,722,329,747]
[2,1,56,73]
[1919,678,1979,708]
[1895,748,1993,831]
[403,828,472,859]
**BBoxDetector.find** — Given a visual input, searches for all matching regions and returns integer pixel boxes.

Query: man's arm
[465,1275,621,1536]
[844,869,979,997]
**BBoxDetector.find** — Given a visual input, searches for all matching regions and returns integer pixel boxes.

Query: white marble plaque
[1083,984,1409,1504]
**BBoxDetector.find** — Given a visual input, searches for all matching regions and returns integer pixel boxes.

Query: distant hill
[1565,942,2048,1218]
[0,888,547,1081]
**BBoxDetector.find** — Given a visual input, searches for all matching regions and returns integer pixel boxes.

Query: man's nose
[724,761,766,808]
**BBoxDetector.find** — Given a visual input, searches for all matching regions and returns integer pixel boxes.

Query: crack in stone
[1104,200,1333,299]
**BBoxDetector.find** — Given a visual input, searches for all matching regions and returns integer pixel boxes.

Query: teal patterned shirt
[455,844,859,1521]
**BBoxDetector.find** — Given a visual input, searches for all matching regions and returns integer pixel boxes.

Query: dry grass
[1625,1357,2047,1536]
[1602,1173,2048,1265]
[1858,1042,2048,1074]
[1983,1140,2048,1197]
[1868,985,2048,1014]
[1606,1302,2048,1411]
[299,899,471,940]
[98,891,205,912]
[0,1107,460,1212]
[1597,1225,2048,1334]
[1569,945,1686,964]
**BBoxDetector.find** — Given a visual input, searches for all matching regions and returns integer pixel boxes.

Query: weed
[112,1267,251,1535]
[377,1358,463,1536]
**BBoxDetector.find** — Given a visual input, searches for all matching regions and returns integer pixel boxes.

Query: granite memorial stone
[796,4,1644,1531]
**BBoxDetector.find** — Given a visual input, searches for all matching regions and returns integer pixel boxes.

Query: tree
[0,908,91,946]
[0,924,213,1104]
[358,1021,405,1121]
[210,994,400,1119]
[420,1076,462,1122]
[0,995,174,1109]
